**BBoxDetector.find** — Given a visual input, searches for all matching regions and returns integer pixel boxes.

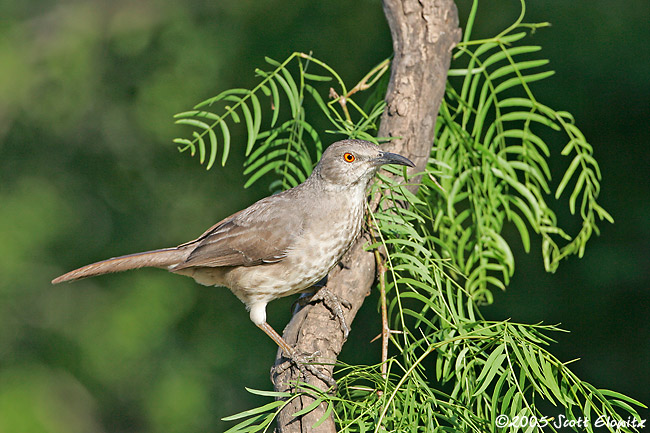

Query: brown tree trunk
[273,1,461,431]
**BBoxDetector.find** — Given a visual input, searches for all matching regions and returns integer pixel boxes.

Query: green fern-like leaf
[174,53,390,191]
[427,15,613,300]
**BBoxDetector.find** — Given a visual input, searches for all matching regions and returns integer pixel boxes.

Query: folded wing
[173,192,303,270]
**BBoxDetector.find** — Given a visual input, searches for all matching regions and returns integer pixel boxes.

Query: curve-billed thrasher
[52,139,413,381]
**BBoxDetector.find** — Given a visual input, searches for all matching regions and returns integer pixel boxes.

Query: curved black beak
[375,151,415,168]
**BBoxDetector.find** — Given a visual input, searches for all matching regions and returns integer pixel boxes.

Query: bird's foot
[307,288,352,340]
[273,350,337,389]
[259,321,336,389]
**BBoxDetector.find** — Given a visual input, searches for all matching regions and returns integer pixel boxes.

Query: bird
[52,139,414,382]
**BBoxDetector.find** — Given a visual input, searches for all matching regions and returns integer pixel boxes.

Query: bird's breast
[284,197,365,285]
[227,195,366,305]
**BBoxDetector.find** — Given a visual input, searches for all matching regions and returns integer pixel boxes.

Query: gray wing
[172,191,302,270]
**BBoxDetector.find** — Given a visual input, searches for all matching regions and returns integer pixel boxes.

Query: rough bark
[273,1,461,431]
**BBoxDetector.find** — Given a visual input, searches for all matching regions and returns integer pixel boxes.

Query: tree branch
[273,1,461,431]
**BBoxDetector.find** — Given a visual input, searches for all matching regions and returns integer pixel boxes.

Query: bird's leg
[257,322,336,388]
[306,287,352,340]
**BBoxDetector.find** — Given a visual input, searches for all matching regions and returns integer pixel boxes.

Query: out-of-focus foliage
[1,1,391,431]
[1,0,648,432]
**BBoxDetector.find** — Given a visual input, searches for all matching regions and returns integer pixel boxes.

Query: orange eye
[343,152,355,163]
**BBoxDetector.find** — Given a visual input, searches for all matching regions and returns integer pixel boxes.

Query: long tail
[51,248,189,284]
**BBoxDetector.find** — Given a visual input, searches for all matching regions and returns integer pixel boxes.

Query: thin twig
[374,249,390,379]
[327,58,391,124]
[368,211,390,380]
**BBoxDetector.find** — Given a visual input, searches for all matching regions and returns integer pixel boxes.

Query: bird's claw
[308,288,351,340]
[272,349,337,389]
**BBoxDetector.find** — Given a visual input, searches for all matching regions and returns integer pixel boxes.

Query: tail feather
[52,248,188,284]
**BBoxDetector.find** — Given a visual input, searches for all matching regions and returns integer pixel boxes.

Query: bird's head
[313,139,415,188]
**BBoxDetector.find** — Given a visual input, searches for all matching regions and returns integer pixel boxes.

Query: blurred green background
[1,0,647,431]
